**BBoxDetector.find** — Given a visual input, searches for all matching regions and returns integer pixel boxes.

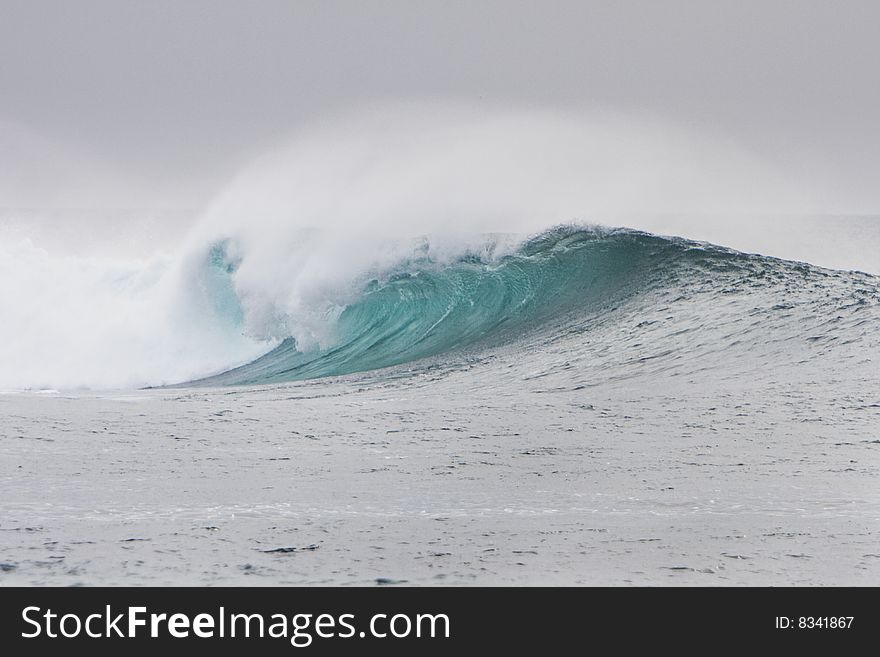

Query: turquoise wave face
[184,225,880,388]
[187,227,739,386]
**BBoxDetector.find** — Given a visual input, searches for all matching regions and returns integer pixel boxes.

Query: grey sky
[1,0,878,211]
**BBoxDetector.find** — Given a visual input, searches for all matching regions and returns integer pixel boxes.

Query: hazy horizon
[2,1,879,216]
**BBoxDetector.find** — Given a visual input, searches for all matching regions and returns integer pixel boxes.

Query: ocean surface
[1,223,879,585]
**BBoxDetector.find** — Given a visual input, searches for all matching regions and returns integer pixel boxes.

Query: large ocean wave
[1,222,878,391]
[186,225,880,387]
[2,106,879,390]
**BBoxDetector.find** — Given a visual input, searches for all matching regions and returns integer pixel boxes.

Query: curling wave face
[2,223,878,390]
[187,226,880,387]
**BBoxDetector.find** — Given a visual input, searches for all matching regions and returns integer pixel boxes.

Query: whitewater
[2,108,879,585]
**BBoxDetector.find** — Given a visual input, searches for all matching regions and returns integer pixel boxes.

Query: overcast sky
[1,0,878,212]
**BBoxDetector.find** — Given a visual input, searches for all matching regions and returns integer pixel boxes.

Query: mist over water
[1,105,877,390]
